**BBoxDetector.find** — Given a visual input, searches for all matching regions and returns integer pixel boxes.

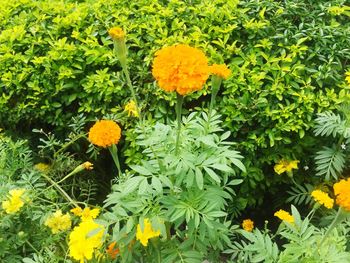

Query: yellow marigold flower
[345,71,350,85]
[333,178,350,211]
[88,120,121,148]
[82,161,94,170]
[136,218,161,246]
[34,163,50,173]
[108,27,125,41]
[124,100,139,117]
[274,160,299,175]
[242,219,254,232]
[210,64,231,79]
[69,220,105,263]
[152,44,210,96]
[311,190,334,209]
[44,210,71,234]
[2,189,26,214]
[70,206,100,221]
[327,6,346,16]
[274,209,294,223]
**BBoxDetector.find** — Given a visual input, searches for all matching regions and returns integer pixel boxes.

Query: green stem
[175,94,184,155]
[209,75,222,116]
[109,144,122,176]
[113,41,142,120]
[40,173,78,207]
[54,133,86,158]
[26,240,41,255]
[320,207,345,245]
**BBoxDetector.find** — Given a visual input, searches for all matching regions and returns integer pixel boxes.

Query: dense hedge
[1,0,350,207]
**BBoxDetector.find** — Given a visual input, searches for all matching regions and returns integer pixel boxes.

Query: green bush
[1,0,350,208]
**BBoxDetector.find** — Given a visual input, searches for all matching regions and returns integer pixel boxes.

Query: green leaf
[204,166,221,183]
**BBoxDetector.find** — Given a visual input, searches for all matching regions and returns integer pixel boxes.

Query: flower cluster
[88,120,121,148]
[311,190,334,209]
[333,178,350,211]
[34,163,50,173]
[44,210,71,234]
[274,209,294,223]
[69,220,105,263]
[274,160,299,175]
[152,44,210,96]
[2,189,26,214]
[136,218,161,246]
[242,219,254,232]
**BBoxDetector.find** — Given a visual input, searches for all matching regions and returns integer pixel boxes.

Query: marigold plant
[152,44,210,95]
[136,218,161,246]
[44,210,71,234]
[124,100,139,117]
[108,27,125,41]
[70,206,100,221]
[69,220,105,262]
[311,190,334,209]
[88,120,121,148]
[210,64,231,79]
[274,160,299,175]
[333,178,350,211]
[242,219,254,232]
[2,189,26,214]
[274,209,294,223]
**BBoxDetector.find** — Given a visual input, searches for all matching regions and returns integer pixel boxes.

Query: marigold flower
[108,27,125,41]
[274,160,299,175]
[70,206,100,221]
[136,218,161,246]
[274,209,294,223]
[124,100,139,117]
[34,163,50,173]
[106,241,120,259]
[69,220,105,263]
[345,71,350,85]
[311,190,334,209]
[210,64,231,79]
[333,178,350,211]
[152,44,210,96]
[88,120,121,148]
[82,161,94,170]
[44,210,71,234]
[242,219,254,232]
[2,189,26,214]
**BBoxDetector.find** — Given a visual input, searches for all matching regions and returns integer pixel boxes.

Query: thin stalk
[109,144,122,176]
[40,173,78,207]
[209,75,222,116]
[54,133,86,158]
[320,207,344,245]
[175,94,184,155]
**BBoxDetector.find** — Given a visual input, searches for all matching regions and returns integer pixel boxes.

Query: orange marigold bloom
[88,120,121,148]
[106,241,119,259]
[242,219,254,232]
[333,178,350,211]
[152,44,210,96]
[108,27,125,41]
[210,64,231,79]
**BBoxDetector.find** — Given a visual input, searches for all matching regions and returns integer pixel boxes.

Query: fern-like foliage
[286,183,313,205]
[314,112,348,138]
[226,229,279,263]
[315,146,345,181]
